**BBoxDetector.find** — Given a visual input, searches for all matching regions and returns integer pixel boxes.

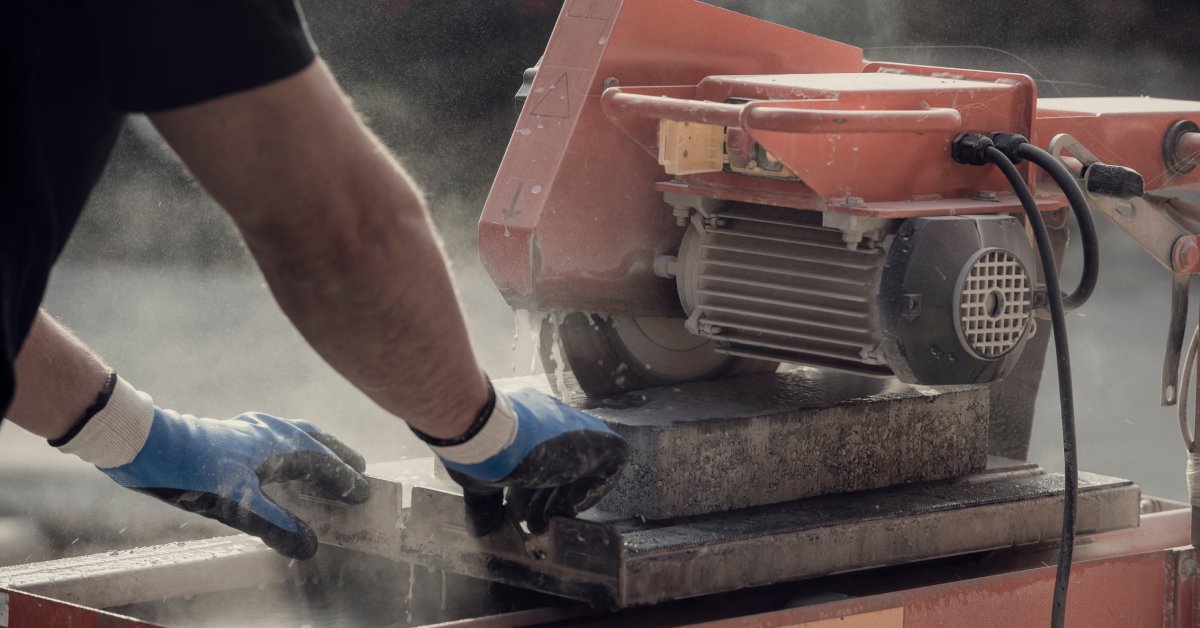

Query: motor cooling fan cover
[878,215,1038,385]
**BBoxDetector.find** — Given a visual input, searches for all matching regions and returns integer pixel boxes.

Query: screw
[842,196,866,208]
[1181,556,1197,578]
[672,207,691,227]
[1174,237,1200,274]
[1032,288,1048,310]
[902,294,922,321]
[975,190,999,201]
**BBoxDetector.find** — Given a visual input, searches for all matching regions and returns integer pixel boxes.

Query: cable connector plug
[990,132,1030,165]
[951,133,994,166]
[1083,162,1145,199]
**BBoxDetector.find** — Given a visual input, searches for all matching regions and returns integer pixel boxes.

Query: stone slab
[492,369,990,520]
[274,459,1139,609]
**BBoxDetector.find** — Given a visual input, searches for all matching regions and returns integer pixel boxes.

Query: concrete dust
[4,1,1200,626]
[1029,223,1195,502]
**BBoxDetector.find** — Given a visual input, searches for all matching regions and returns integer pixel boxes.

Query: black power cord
[953,134,1079,628]
[994,134,1100,312]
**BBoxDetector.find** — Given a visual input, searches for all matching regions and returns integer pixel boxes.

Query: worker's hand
[55,376,370,560]
[434,389,628,537]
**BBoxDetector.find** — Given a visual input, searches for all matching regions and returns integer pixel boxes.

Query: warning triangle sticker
[529,72,571,119]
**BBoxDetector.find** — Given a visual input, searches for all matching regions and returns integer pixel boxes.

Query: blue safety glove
[53,374,371,560]
[415,382,628,536]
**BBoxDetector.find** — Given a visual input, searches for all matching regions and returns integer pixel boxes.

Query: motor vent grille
[957,249,1032,359]
[683,205,891,375]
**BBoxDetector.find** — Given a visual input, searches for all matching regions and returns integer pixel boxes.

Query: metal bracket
[1047,133,1200,406]
[821,212,892,249]
[1046,134,1189,272]
[1165,273,1191,406]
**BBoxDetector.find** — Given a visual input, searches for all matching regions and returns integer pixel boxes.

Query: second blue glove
[427,386,628,536]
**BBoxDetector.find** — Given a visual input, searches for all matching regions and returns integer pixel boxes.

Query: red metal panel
[686,554,1177,628]
[478,0,1200,321]
[654,179,1059,218]
[478,0,864,314]
[1,588,163,628]
[601,71,1040,207]
[692,510,1197,627]
[742,83,1021,203]
[1035,97,1200,193]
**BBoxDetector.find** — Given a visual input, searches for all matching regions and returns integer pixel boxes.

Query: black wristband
[48,371,118,448]
[410,377,496,447]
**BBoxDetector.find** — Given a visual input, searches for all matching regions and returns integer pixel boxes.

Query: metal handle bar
[601,88,963,135]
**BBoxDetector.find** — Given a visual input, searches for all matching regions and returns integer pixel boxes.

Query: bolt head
[1174,238,1200,273]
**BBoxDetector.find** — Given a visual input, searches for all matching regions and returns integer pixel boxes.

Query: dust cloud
[3,1,1200,625]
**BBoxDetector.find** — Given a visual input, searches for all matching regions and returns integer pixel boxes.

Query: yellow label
[658,120,725,175]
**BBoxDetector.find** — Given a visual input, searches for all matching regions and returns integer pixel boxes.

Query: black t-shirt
[0,1,316,416]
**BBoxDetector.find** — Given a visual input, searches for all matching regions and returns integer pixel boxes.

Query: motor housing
[670,204,1038,385]
[878,215,1037,385]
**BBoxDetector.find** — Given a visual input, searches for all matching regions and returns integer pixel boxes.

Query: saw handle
[601,88,962,134]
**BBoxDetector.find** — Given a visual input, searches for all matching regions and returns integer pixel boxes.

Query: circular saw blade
[541,313,775,399]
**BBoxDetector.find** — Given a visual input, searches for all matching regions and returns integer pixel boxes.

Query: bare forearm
[6,312,111,439]
[244,158,487,438]
[150,62,486,438]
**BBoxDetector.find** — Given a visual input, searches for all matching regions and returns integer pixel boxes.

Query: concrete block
[495,369,990,520]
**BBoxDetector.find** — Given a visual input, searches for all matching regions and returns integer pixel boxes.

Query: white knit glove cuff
[429,392,518,465]
[57,376,155,469]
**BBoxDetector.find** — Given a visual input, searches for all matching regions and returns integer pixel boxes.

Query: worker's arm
[6,311,370,559]
[149,61,628,536]
[148,61,483,440]
[6,313,110,440]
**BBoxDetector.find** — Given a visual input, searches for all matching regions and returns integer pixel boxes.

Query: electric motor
[669,203,1038,385]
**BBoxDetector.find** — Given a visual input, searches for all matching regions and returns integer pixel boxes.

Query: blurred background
[3,0,1200,615]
